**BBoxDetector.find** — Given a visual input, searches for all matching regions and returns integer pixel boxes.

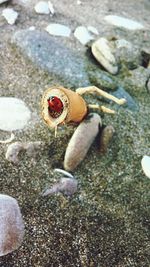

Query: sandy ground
[0,0,150,266]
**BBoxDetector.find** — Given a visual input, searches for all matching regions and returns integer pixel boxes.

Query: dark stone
[112,86,139,111]
[88,69,118,90]
[11,30,90,88]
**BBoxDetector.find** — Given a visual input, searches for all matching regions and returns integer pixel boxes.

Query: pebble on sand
[74,26,94,45]
[0,97,31,131]
[2,8,18,25]
[45,23,71,37]
[0,194,24,256]
[6,141,43,164]
[104,15,144,30]
[42,177,78,196]
[34,1,50,14]
[64,113,101,171]
[141,155,150,179]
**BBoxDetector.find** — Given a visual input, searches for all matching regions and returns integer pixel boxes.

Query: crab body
[41,85,126,170]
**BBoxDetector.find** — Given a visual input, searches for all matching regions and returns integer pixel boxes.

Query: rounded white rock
[2,8,18,25]
[141,155,150,179]
[45,23,71,37]
[0,194,24,256]
[34,1,50,14]
[104,15,144,30]
[0,97,31,131]
[74,26,94,45]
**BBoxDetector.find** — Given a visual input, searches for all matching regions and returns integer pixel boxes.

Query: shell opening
[41,88,69,128]
[47,96,64,118]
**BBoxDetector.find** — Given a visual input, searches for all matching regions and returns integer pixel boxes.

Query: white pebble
[104,15,144,30]
[87,26,99,35]
[74,26,94,45]
[2,8,18,25]
[0,194,24,256]
[46,23,71,37]
[29,26,36,31]
[141,155,150,179]
[64,113,101,171]
[54,168,74,179]
[34,1,50,14]
[0,97,31,131]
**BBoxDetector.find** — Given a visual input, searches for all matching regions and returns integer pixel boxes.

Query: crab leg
[88,104,115,114]
[76,86,126,105]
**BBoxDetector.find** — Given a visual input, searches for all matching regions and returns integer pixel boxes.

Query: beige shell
[41,86,87,128]
[91,38,118,75]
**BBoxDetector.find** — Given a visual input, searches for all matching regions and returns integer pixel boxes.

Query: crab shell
[41,86,88,128]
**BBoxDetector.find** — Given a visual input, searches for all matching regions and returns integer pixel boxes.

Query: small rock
[34,1,50,14]
[91,38,118,74]
[0,194,24,256]
[2,8,18,25]
[42,177,78,196]
[64,113,101,171]
[113,39,141,69]
[87,26,99,35]
[99,125,115,154]
[141,155,150,179]
[6,141,43,164]
[88,69,117,90]
[29,26,36,31]
[122,66,150,91]
[0,97,31,131]
[74,26,94,45]
[11,30,90,87]
[112,87,139,112]
[104,15,144,30]
[46,23,71,37]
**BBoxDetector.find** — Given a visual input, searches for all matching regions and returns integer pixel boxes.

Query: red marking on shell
[47,96,64,118]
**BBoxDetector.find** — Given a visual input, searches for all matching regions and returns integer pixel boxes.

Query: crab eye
[47,96,64,118]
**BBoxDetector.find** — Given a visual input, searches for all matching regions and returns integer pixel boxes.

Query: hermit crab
[41,85,126,171]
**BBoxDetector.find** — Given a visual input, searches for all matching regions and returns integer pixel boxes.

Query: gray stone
[0,194,24,256]
[88,69,117,90]
[114,39,141,69]
[11,30,90,87]
[122,66,150,90]
[112,87,139,111]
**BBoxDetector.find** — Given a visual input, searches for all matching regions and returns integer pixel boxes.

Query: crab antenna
[76,86,126,105]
